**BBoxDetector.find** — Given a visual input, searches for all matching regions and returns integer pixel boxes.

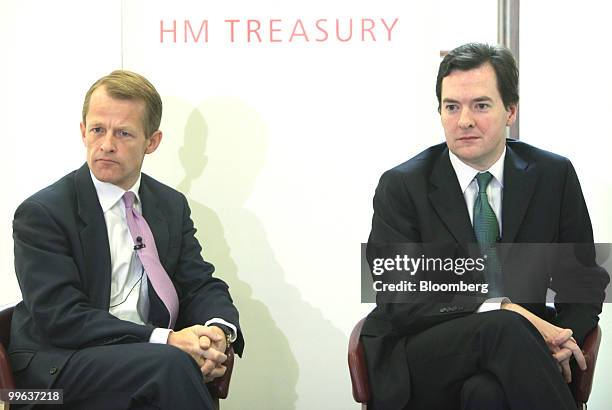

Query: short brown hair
[82,70,163,137]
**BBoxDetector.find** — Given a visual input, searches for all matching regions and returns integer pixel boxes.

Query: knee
[475,310,551,356]
[148,344,201,375]
[131,345,212,408]
[461,372,508,410]
[479,309,538,340]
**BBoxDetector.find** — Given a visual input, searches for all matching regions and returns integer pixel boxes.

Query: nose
[99,132,117,153]
[458,108,475,129]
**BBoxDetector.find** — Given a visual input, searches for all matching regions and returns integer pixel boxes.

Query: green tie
[473,172,503,296]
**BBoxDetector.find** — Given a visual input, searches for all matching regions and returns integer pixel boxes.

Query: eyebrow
[87,122,136,131]
[442,96,494,104]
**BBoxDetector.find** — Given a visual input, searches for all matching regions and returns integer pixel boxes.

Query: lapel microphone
[134,236,146,250]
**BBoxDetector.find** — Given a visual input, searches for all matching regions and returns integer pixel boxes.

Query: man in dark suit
[10,70,244,409]
[361,43,608,410]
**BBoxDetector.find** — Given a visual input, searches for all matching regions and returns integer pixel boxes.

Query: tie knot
[122,191,136,209]
[475,172,493,193]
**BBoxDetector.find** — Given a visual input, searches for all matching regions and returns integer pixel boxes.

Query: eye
[118,130,131,138]
[475,103,490,111]
[90,127,103,134]
[444,104,459,113]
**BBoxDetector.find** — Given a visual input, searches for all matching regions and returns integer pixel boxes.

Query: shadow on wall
[173,100,348,409]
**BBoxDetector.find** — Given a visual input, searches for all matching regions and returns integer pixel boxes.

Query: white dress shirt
[91,172,237,343]
[448,149,510,312]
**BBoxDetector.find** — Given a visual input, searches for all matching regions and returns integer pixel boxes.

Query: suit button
[49,366,58,375]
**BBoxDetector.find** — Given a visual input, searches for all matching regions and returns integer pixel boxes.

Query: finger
[202,348,227,364]
[191,353,205,368]
[199,336,211,350]
[210,339,227,354]
[552,329,573,346]
[562,340,587,371]
[200,359,216,376]
[560,360,572,383]
[185,343,206,361]
[553,348,572,363]
[194,325,224,342]
[208,365,227,380]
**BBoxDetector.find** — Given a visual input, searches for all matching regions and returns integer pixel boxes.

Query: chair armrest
[348,318,371,403]
[0,343,15,390]
[0,306,14,349]
[572,325,602,403]
[207,346,235,400]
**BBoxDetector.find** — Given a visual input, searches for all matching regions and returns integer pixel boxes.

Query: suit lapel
[139,176,170,264]
[428,148,477,244]
[75,164,112,309]
[501,144,538,243]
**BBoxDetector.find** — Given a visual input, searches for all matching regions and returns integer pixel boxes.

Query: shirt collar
[90,171,142,213]
[449,146,506,193]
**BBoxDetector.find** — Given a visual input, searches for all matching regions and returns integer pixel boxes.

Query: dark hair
[436,43,519,112]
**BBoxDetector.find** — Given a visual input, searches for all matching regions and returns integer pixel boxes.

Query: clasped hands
[167,325,228,383]
[502,303,586,383]
[539,323,586,383]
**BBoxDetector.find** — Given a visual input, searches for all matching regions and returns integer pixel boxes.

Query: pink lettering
[160,20,177,43]
[289,19,309,42]
[315,19,328,42]
[247,19,262,42]
[336,18,353,42]
[361,19,376,41]
[184,20,208,43]
[381,18,399,41]
[225,19,240,43]
[269,19,282,42]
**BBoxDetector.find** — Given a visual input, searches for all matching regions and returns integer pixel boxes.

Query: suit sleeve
[13,200,155,349]
[172,195,244,355]
[550,159,609,345]
[367,170,481,333]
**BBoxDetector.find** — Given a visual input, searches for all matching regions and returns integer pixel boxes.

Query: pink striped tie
[123,192,179,329]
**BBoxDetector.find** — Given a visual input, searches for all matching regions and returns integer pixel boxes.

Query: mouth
[457,136,480,142]
[95,158,119,165]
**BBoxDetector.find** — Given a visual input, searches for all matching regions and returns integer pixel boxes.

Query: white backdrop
[1,1,610,409]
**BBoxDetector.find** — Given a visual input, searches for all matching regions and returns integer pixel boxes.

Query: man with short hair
[10,70,243,409]
[362,43,608,410]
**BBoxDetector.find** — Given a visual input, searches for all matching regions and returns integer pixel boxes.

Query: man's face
[440,63,517,170]
[80,86,161,190]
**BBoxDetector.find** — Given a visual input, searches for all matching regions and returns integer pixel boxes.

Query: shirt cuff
[149,327,173,344]
[205,318,238,343]
[476,297,511,313]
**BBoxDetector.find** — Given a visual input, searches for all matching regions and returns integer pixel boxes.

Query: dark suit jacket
[361,140,608,408]
[9,163,244,389]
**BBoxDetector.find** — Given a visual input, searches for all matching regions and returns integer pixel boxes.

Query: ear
[145,130,162,154]
[80,122,87,146]
[506,103,518,127]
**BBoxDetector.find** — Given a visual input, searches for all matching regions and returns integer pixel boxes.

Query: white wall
[521,2,612,408]
[0,0,124,303]
[1,1,609,409]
